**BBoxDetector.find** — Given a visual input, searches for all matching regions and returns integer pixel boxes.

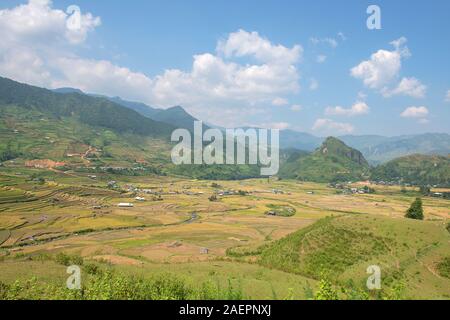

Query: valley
[0,168,449,299]
[0,76,449,300]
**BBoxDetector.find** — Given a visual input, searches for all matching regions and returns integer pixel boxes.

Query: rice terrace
[0,166,449,299]
[0,0,449,303]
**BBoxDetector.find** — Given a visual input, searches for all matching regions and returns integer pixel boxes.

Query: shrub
[405,198,424,220]
[55,252,84,266]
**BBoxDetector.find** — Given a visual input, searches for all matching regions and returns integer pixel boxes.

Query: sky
[0,0,449,136]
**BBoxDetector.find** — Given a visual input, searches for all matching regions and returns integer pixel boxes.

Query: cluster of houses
[328,183,375,195]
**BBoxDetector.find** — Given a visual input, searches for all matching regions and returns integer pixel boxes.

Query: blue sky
[0,0,449,136]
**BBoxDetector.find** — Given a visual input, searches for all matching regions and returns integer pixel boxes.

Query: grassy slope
[258,215,450,299]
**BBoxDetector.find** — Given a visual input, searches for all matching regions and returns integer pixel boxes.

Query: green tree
[405,198,424,220]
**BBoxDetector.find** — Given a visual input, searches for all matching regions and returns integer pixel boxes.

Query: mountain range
[52,86,450,165]
[0,76,449,185]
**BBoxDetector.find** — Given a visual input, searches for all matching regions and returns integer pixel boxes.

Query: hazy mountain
[106,96,159,119]
[340,133,450,164]
[52,87,84,95]
[279,137,370,182]
[279,130,323,151]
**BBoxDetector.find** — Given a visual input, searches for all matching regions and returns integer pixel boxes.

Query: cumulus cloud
[0,2,303,127]
[0,0,100,46]
[0,0,101,87]
[149,30,303,125]
[217,29,302,65]
[325,101,369,117]
[382,77,426,98]
[350,45,404,89]
[312,118,354,134]
[400,106,429,118]
[350,37,426,98]
[52,57,154,103]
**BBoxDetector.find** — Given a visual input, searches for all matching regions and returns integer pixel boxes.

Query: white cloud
[272,97,289,106]
[52,57,154,104]
[316,55,327,63]
[0,0,101,87]
[325,101,369,117]
[309,78,319,91]
[312,118,354,134]
[445,90,450,102]
[350,47,403,89]
[351,37,426,99]
[382,77,426,98]
[0,2,304,127]
[290,104,302,112]
[400,106,429,118]
[217,29,302,65]
[0,0,100,46]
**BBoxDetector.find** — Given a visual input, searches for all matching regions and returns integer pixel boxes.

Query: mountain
[279,130,323,151]
[52,87,84,95]
[371,154,450,187]
[103,97,201,131]
[0,77,173,137]
[54,88,199,131]
[151,106,201,132]
[106,96,159,119]
[340,133,450,164]
[0,77,261,180]
[279,137,370,182]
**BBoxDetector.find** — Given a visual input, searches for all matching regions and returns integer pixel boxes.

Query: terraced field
[0,168,449,299]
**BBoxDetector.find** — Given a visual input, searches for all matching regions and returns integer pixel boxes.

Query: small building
[118,203,134,208]
[200,247,209,254]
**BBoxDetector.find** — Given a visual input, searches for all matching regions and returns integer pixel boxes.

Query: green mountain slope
[151,106,201,132]
[0,77,173,137]
[279,137,370,182]
[0,77,261,179]
[371,154,450,186]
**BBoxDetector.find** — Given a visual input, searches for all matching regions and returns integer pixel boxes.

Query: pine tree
[405,198,424,220]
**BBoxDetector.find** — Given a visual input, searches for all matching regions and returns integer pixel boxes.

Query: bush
[405,198,424,220]
[0,270,244,300]
[55,252,84,266]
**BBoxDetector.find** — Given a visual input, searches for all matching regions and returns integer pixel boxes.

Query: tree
[405,198,424,220]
